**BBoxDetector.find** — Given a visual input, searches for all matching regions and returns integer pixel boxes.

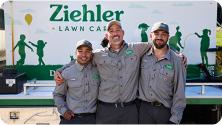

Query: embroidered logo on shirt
[165,64,173,70]
[125,49,134,56]
[92,73,100,80]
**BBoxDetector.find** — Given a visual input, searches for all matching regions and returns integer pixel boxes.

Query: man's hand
[179,53,187,67]
[54,71,64,86]
[63,110,74,120]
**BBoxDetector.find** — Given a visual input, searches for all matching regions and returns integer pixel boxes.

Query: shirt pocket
[125,55,138,72]
[90,78,100,86]
[140,59,153,83]
[67,78,82,88]
[159,67,174,83]
[97,57,112,65]
[140,58,152,69]
[89,74,100,88]
[66,78,83,99]
[97,58,117,78]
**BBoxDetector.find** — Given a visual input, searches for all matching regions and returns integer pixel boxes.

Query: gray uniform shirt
[138,47,186,123]
[93,42,150,103]
[57,42,151,103]
[53,62,100,115]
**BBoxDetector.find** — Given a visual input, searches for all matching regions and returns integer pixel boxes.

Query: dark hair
[100,37,109,48]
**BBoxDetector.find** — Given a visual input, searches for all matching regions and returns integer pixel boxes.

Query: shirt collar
[75,61,92,71]
[108,41,127,53]
[147,45,171,60]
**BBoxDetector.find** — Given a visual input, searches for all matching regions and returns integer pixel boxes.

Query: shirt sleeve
[57,60,75,73]
[131,42,152,57]
[53,81,68,115]
[170,57,186,123]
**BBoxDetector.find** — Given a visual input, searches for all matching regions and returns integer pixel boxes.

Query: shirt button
[149,85,151,88]
[120,76,122,79]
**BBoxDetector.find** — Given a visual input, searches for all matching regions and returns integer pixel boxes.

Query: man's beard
[110,36,123,45]
[153,39,167,49]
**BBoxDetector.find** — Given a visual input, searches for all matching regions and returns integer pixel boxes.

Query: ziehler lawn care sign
[2,1,217,80]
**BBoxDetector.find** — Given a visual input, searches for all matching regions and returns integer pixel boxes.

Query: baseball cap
[151,22,169,34]
[76,40,93,50]
[106,20,122,31]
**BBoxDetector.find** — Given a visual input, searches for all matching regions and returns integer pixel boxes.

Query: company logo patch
[92,73,100,80]
[165,64,173,70]
[125,49,134,56]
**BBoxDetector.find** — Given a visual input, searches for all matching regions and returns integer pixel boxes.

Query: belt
[75,113,95,117]
[60,113,95,119]
[98,100,135,108]
[141,100,163,107]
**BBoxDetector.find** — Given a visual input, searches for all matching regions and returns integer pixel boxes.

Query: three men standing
[54,21,186,124]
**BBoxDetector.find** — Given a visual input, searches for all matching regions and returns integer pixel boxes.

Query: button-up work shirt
[94,42,150,103]
[139,47,186,123]
[57,42,151,103]
[53,62,100,115]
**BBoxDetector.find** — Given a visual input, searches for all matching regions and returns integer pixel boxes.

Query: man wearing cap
[138,22,186,124]
[53,40,100,124]
[93,20,154,124]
